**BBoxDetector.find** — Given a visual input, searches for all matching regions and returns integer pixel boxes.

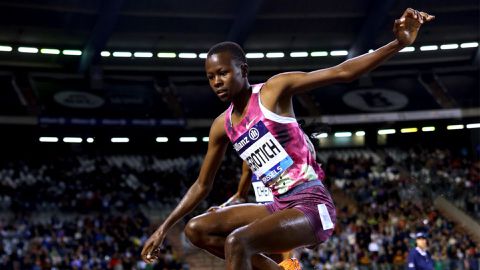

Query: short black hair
[207,41,247,64]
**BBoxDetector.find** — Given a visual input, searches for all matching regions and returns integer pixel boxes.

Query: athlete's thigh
[233,208,317,253]
[191,203,271,235]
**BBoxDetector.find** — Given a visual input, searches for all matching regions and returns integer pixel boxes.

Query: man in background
[407,232,434,270]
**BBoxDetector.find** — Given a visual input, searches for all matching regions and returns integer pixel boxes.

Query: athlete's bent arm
[220,161,252,207]
[265,8,434,97]
[141,114,229,263]
[236,161,253,200]
[207,161,252,211]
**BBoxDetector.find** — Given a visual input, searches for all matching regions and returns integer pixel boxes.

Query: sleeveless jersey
[224,83,325,195]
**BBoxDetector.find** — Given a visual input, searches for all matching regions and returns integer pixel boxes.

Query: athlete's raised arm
[264,8,434,99]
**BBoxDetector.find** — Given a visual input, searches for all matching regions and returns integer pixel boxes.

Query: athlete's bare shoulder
[209,112,228,142]
[213,111,226,128]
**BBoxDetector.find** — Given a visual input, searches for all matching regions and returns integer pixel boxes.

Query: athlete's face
[205,52,247,102]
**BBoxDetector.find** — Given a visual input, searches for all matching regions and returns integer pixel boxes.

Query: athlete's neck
[232,84,251,116]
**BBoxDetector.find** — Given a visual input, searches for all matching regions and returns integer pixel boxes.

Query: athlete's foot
[278,258,302,270]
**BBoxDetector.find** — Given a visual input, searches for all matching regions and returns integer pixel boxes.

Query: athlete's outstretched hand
[141,228,166,264]
[394,8,435,47]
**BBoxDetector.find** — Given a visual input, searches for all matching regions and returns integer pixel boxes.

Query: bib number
[233,121,293,185]
[251,177,274,202]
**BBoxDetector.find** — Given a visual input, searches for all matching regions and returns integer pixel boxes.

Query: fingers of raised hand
[395,18,404,26]
[420,11,435,22]
[403,8,416,19]
[393,18,405,33]
[404,8,434,24]
[415,10,424,24]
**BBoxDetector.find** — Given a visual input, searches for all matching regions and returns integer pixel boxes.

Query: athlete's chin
[218,96,231,102]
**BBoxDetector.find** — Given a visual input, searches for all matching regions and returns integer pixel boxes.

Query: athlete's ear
[241,63,249,78]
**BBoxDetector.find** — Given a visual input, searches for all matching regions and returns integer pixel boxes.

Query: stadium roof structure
[0,0,478,124]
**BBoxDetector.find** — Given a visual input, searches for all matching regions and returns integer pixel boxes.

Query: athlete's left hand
[393,8,435,47]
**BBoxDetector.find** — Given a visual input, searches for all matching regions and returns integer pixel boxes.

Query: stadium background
[0,0,479,269]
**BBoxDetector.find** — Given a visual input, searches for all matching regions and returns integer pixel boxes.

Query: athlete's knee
[225,228,250,257]
[184,217,206,246]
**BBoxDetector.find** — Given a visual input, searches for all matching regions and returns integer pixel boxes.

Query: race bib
[251,175,274,202]
[233,121,293,185]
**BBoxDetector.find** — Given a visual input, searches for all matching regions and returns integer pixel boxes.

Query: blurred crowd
[297,148,479,270]
[0,147,479,269]
[0,212,186,270]
[0,152,242,270]
[0,153,244,213]
[399,148,480,219]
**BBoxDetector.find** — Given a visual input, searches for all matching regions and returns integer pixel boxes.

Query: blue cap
[415,232,428,239]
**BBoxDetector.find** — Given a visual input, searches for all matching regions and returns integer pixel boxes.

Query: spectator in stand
[407,232,434,270]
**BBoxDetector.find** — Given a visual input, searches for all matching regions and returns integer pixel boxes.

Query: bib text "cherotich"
[233,121,293,185]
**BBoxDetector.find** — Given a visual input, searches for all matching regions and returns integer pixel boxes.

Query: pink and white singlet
[224,83,325,196]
